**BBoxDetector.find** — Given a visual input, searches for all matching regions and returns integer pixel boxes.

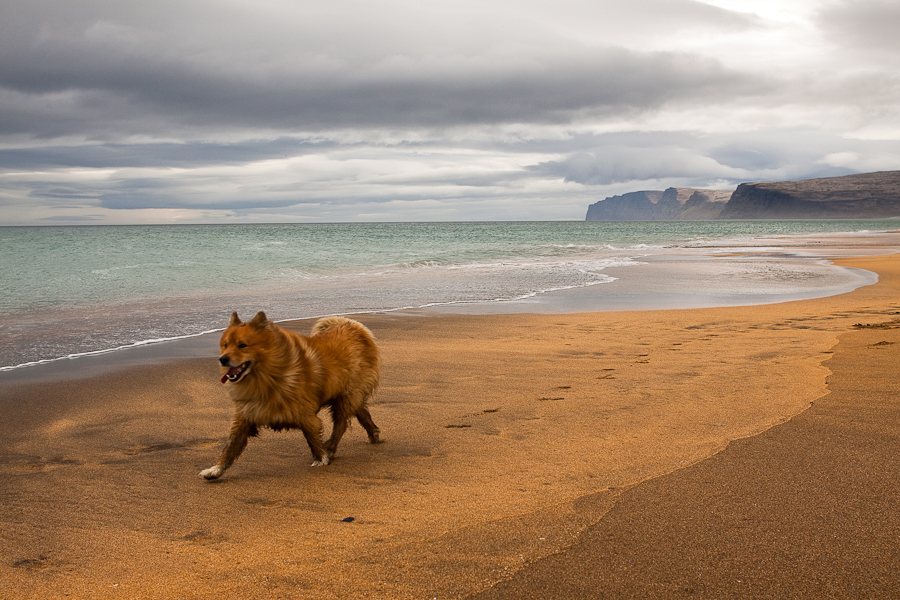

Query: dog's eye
[238,343,248,348]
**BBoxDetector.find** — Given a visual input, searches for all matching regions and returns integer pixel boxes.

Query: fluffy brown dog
[200,312,381,480]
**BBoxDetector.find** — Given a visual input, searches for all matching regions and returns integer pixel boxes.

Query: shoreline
[2,230,895,380]
[1,241,899,598]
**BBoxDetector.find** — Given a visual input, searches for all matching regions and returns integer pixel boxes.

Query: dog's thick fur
[200,312,381,480]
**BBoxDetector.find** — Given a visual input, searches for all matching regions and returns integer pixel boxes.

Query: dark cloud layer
[0,0,769,139]
[0,37,755,137]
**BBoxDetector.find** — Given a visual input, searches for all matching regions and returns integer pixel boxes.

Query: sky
[1,0,899,224]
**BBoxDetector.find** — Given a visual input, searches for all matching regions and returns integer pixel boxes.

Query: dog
[200,311,381,480]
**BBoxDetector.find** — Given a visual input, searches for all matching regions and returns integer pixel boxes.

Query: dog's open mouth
[221,362,251,384]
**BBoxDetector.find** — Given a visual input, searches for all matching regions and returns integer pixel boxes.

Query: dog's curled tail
[311,316,376,339]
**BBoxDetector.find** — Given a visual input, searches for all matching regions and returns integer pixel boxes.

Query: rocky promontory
[585,171,900,220]
[718,171,900,219]
[585,187,731,221]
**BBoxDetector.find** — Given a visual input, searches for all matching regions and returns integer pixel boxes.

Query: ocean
[0,220,895,371]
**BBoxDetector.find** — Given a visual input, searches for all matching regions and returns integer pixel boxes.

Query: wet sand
[472,255,900,599]
[1,245,899,599]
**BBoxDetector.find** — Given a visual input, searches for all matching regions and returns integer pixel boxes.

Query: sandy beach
[1,238,899,599]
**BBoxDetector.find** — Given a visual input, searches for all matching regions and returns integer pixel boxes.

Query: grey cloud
[707,130,845,173]
[554,0,762,34]
[818,0,900,55]
[532,147,740,186]
[0,138,335,170]
[97,192,303,212]
[30,186,101,200]
[526,129,886,188]
[0,0,764,142]
[0,48,757,139]
[527,131,743,185]
[89,177,307,211]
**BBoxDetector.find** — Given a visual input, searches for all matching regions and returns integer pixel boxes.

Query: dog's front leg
[299,413,330,467]
[200,416,256,480]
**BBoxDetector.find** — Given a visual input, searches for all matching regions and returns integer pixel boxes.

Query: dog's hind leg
[299,413,330,466]
[355,406,381,444]
[324,397,352,460]
[200,416,257,480]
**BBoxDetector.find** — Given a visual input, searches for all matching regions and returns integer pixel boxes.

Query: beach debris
[853,318,900,329]
[341,517,355,523]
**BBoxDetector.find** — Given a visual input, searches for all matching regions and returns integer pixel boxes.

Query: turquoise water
[0,220,895,369]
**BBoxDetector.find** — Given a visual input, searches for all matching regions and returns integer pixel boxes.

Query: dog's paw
[311,456,330,467]
[200,465,224,480]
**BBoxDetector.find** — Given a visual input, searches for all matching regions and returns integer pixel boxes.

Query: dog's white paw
[311,456,330,467]
[200,465,224,480]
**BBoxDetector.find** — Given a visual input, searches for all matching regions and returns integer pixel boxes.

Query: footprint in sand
[244,497,284,509]
[13,554,54,571]
[596,368,617,380]
[119,438,220,456]
[2,455,83,474]
[180,530,228,545]
[446,407,501,428]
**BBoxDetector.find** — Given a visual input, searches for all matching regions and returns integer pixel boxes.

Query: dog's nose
[219,355,230,366]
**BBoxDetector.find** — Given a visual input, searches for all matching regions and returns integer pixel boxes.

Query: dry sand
[1,246,899,599]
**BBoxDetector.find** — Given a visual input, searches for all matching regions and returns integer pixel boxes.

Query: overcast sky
[1,0,899,224]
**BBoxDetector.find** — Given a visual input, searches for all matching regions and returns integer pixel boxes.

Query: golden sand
[1,248,898,599]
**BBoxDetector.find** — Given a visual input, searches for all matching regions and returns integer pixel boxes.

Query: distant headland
[585,171,900,220]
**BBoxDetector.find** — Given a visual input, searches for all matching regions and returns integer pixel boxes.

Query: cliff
[585,171,900,221]
[585,187,731,221]
[718,171,900,219]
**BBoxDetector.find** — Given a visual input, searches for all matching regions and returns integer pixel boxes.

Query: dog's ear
[229,312,242,326]
[249,311,270,329]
